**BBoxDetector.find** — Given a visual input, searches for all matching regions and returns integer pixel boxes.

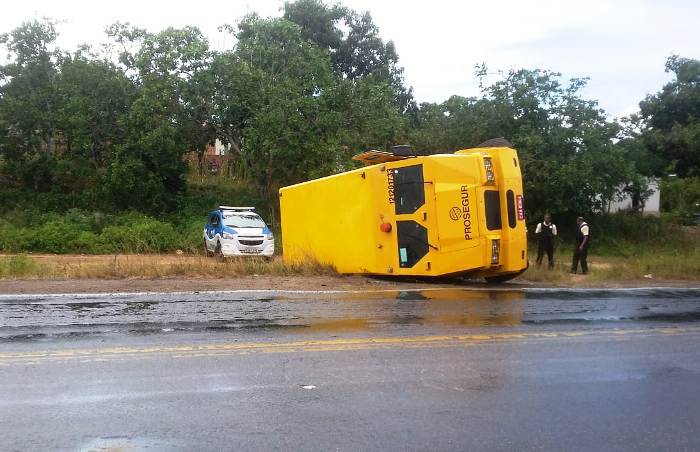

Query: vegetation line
[0,1,698,274]
[0,245,697,282]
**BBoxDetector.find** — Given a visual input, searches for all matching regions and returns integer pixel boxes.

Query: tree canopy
[0,2,696,220]
[640,55,700,177]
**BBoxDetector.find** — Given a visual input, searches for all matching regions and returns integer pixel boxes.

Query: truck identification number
[387,170,395,204]
[516,194,524,220]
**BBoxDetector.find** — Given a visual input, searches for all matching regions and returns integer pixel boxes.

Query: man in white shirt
[535,213,557,269]
[571,216,590,274]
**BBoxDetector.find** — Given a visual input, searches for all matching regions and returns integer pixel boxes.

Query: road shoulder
[1,274,698,294]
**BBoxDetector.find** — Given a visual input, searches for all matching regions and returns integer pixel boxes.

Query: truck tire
[484,266,528,284]
[484,273,519,284]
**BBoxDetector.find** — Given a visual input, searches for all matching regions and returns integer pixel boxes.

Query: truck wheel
[484,268,527,284]
[203,239,213,257]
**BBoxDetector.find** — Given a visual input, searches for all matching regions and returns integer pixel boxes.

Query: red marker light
[380,222,392,233]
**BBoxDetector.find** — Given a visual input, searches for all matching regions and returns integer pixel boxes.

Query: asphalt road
[1,287,699,451]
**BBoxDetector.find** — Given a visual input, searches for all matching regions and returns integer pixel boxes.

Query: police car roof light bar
[219,206,255,211]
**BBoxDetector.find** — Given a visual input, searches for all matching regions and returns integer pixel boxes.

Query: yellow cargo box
[279,142,528,282]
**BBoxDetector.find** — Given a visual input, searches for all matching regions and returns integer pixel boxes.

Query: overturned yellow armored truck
[279,139,528,282]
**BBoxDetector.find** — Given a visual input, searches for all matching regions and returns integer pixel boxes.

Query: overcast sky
[1,0,698,118]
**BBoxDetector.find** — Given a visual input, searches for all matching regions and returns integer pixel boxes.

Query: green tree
[220,15,339,196]
[329,76,406,154]
[284,0,415,114]
[52,52,136,201]
[0,19,60,191]
[411,67,632,219]
[105,24,214,209]
[640,55,700,177]
[483,68,632,217]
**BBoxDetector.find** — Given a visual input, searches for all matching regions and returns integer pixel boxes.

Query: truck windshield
[222,213,266,228]
[394,164,425,215]
[484,190,502,230]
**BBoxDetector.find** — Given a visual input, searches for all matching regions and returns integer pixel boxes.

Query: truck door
[434,183,481,253]
[393,164,431,269]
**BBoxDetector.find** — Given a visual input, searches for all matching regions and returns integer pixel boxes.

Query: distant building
[606,180,661,215]
[208,139,229,156]
[186,139,232,174]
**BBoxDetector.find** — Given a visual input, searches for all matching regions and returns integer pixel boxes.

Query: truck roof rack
[219,206,255,211]
[352,150,408,166]
[389,145,450,157]
[352,145,455,166]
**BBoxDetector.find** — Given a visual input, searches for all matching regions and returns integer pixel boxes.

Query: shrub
[0,220,24,252]
[35,219,84,254]
[176,217,206,253]
[661,176,700,222]
[74,231,101,253]
[98,217,180,253]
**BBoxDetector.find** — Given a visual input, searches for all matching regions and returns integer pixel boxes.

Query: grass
[1,247,697,284]
[0,255,43,278]
[518,219,700,284]
[0,254,336,280]
[518,244,700,284]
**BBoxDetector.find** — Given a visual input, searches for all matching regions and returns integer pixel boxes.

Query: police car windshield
[222,212,266,228]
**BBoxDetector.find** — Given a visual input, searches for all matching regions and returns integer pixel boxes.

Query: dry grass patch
[0,254,336,280]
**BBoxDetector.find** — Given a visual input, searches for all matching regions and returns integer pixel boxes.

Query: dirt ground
[2,274,696,295]
[0,274,464,294]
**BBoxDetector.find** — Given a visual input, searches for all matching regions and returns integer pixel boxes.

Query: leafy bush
[0,210,201,254]
[530,212,692,258]
[0,220,30,252]
[97,217,179,253]
[35,219,84,253]
[660,177,700,223]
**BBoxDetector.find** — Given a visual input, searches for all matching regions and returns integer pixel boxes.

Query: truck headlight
[222,232,236,240]
[491,239,500,265]
[484,157,495,184]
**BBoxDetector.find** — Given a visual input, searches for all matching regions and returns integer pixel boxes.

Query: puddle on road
[1,288,699,342]
[79,436,172,452]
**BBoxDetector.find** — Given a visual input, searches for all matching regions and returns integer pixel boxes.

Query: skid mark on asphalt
[0,327,698,366]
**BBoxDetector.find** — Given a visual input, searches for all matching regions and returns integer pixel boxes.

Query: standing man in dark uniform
[535,213,557,268]
[571,216,590,274]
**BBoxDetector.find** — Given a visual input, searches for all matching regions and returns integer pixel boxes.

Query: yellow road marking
[0,327,697,365]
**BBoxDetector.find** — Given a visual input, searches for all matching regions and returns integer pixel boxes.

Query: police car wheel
[203,239,213,257]
[214,242,225,261]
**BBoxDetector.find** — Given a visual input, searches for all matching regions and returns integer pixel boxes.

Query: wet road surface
[1,287,699,451]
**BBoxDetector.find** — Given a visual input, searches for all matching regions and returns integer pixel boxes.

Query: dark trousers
[536,240,554,268]
[572,245,589,274]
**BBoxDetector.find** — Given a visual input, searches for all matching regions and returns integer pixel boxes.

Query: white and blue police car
[203,206,274,258]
